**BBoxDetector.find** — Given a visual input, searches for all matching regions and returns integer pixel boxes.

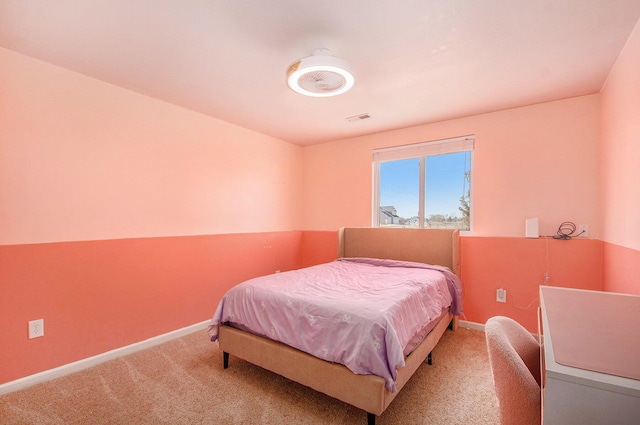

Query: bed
[209,227,461,424]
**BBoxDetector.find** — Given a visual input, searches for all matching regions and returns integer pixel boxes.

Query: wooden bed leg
[223,352,229,369]
[449,316,459,330]
[427,352,433,365]
[367,412,376,425]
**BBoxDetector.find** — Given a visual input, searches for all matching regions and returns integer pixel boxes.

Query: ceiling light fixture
[286,48,355,97]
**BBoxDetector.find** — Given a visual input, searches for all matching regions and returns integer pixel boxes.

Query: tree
[458,170,470,230]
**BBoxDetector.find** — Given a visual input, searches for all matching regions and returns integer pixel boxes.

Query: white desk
[539,286,640,425]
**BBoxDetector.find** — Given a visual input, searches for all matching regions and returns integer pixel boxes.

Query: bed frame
[219,227,460,424]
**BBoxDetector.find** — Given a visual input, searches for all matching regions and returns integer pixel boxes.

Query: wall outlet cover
[29,319,44,339]
[496,288,507,303]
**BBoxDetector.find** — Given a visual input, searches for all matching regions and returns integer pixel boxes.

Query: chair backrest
[485,316,541,425]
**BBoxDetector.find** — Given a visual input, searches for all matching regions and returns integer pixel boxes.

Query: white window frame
[372,135,474,232]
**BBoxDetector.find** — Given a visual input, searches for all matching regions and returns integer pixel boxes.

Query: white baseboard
[458,319,485,331]
[459,319,540,340]
[0,320,210,396]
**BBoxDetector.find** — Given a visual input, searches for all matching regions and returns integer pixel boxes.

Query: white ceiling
[2,0,640,146]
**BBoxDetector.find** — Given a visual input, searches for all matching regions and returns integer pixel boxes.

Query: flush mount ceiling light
[286,48,355,97]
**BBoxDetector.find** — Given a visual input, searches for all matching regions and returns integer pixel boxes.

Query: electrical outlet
[28,319,44,339]
[496,288,507,303]
[578,225,589,237]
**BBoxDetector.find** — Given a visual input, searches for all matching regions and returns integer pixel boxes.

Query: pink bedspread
[208,257,463,392]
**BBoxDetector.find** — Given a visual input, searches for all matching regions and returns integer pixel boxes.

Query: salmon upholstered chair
[485,316,541,425]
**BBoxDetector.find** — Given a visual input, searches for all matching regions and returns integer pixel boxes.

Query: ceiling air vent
[346,113,371,122]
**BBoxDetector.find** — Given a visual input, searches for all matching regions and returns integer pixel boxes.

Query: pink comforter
[208,257,463,392]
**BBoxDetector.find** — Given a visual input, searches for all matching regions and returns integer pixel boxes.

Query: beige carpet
[0,327,499,424]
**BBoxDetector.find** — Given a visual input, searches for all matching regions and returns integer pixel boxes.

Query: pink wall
[599,20,640,294]
[0,48,304,385]
[0,47,303,245]
[602,243,640,295]
[303,96,600,238]
[460,237,602,331]
[0,232,304,384]
[600,20,640,252]
[300,230,339,268]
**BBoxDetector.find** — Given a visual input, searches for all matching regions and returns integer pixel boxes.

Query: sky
[380,152,470,219]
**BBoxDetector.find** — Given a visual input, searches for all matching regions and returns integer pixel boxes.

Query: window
[373,135,474,231]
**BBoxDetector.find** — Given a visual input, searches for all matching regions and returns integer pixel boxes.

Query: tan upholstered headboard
[338,227,460,275]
